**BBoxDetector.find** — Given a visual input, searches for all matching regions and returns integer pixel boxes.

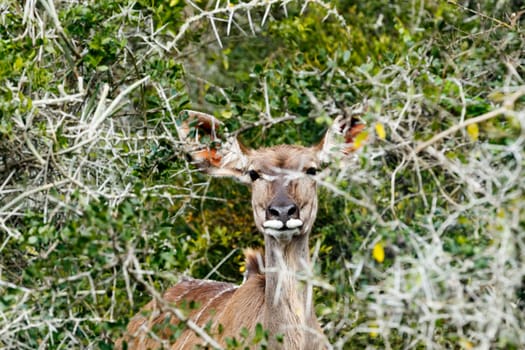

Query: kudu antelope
[117,110,365,349]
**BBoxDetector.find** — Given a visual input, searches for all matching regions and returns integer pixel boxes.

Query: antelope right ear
[177,110,250,179]
[316,113,366,163]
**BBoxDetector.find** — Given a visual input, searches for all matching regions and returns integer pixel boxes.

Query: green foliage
[1,0,524,349]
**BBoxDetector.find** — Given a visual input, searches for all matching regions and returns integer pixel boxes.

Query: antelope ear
[177,110,249,179]
[316,114,366,163]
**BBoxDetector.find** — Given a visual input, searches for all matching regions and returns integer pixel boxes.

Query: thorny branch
[1,1,524,349]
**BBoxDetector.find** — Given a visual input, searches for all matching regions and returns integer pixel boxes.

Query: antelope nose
[267,203,299,224]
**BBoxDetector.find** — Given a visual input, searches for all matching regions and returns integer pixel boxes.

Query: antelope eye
[248,170,260,181]
[305,167,317,175]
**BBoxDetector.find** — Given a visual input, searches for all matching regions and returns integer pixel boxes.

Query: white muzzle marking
[286,219,303,229]
[264,228,300,243]
[263,219,303,243]
[263,220,284,229]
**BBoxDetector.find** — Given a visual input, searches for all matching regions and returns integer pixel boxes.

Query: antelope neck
[264,232,310,271]
[263,232,311,348]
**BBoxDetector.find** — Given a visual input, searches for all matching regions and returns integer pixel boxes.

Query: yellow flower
[353,130,369,149]
[372,242,385,263]
[375,122,386,140]
[467,123,479,141]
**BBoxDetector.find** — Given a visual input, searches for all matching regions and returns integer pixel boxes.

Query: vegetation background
[1,0,524,349]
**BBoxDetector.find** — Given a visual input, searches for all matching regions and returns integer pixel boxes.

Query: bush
[1,0,524,348]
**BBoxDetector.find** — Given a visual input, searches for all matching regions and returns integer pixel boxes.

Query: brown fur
[244,248,264,279]
[116,252,266,349]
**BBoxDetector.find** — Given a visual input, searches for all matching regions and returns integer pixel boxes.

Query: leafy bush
[1,0,524,349]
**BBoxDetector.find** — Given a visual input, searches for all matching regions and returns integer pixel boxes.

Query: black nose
[266,203,299,224]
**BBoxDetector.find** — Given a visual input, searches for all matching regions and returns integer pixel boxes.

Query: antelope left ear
[316,114,366,163]
[177,110,250,179]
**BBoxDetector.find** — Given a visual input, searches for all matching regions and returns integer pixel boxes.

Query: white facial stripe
[261,174,277,181]
[276,167,312,181]
[253,166,318,182]
[286,219,303,229]
[263,220,284,229]
[283,173,303,181]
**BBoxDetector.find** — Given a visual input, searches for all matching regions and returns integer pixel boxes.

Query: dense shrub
[1,0,524,348]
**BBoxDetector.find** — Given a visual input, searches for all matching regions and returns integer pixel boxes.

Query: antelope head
[177,110,365,245]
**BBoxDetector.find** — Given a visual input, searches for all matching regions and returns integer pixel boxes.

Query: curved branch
[414,106,506,154]
[415,87,525,154]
